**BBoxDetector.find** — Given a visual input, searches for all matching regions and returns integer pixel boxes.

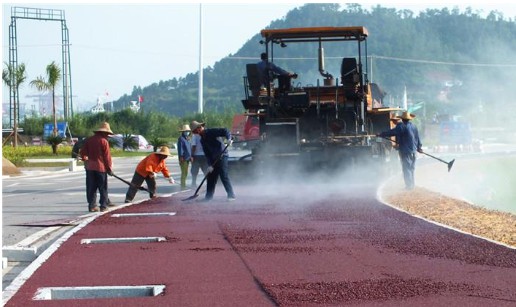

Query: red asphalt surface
[4,182,516,306]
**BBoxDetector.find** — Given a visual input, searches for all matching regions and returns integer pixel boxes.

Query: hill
[110,3,516,126]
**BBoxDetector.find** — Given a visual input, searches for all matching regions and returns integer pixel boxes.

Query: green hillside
[110,3,516,128]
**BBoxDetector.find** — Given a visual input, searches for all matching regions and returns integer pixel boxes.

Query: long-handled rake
[379,136,455,172]
[112,173,150,193]
[75,152,153,192]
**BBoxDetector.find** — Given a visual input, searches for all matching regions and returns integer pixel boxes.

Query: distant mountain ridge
[110,3,516,122]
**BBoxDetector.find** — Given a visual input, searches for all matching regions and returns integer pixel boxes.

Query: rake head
[181,193,200,201]
[447,159,455,172]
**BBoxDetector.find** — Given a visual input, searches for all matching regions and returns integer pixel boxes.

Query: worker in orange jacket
[124,146,175,203]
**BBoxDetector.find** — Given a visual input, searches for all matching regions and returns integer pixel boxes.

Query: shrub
[148,136,168,152]
[46,135,65,155]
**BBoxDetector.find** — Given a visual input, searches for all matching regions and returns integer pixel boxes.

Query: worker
[177,124,192,189]
[75,136,115,208]
[378,111,423,190]
[190,120,236,202]
[257,52,297,91]
[124,146,175,203]
[80,122,115,212]
[190,126,209,188]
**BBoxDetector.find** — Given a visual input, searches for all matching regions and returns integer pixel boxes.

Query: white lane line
[14,227,63,247]
[3,183,20,187]
[2,212,102,304]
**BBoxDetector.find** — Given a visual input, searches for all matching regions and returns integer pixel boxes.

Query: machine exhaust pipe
[318,43,333,85]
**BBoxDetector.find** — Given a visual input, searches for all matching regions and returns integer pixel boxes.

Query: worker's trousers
[179,160,190,189]
[205,155,235,200]
[191,155,208,186]
[86,170,108,209]
[125,172,157,201]
[400,152,416,190]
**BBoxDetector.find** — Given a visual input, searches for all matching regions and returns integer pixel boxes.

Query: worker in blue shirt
[177,124,192,189]
[257,52,297,91]
[191,120,236,201]
[378,111,423,190]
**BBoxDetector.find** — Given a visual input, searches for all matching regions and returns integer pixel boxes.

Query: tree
[2,62,27,148]
[46,134,64,155]
[148,136,168,152]
[122,133,139,151]
[30,61,61,136]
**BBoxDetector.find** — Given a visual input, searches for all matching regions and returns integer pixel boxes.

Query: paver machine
[235,26,398,177]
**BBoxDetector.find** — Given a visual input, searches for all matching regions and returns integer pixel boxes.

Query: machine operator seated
[256,52,297,93]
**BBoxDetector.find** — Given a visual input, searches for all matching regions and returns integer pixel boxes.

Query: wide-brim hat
[156,146,171,156]
[397,111,416,120]
[179,124,191,132]
[94,122,114,135]
[191,120,205,131]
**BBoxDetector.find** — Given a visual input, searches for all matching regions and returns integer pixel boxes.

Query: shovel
[379,136,455,172]
[182,173,209,201]
[112,173,150,193]
[182,142,231,201]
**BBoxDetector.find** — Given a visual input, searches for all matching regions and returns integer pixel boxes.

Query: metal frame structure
[7,6,73,128]
[259,27,370,133]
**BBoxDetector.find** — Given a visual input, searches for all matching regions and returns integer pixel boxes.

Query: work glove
[168,177,175,184]
[107,170,114,176]
[207,166,214,174]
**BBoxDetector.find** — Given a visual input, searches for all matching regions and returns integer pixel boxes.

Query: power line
[9,42,514,68]
[370,55,516,67]
[228,55,516,68]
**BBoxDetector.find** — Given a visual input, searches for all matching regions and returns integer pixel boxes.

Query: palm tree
[148,136,168,152]
[2,62,27,148]
[30,61,61,136]
[122,133,139,151]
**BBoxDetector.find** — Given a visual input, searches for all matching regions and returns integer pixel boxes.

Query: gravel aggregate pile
[380,182,516,248]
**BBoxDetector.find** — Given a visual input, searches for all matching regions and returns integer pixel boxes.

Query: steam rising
[228,148,396,209]
[416,153,516,214]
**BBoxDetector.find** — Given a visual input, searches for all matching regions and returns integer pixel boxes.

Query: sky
[2,1,516,115]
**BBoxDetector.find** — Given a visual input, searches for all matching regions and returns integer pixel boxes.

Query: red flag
[138,95,144,103]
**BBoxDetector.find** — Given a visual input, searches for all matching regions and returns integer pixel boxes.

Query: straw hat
[156,146,171,156]
[179,124,191,132]
[94,122,114,134]
[190,120,205,131]
[397,111,416,120]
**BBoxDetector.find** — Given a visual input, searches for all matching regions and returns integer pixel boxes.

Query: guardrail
[25,158,78,172]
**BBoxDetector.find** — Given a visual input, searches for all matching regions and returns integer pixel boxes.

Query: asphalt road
[3,143,515,296]
[2,156,185,290]
[4,179,516,306]
[2,156,183,246]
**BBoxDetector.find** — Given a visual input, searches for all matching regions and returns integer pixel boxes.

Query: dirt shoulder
[2,157,20,176]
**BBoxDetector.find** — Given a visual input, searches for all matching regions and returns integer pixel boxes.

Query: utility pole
[198,3,203,114]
